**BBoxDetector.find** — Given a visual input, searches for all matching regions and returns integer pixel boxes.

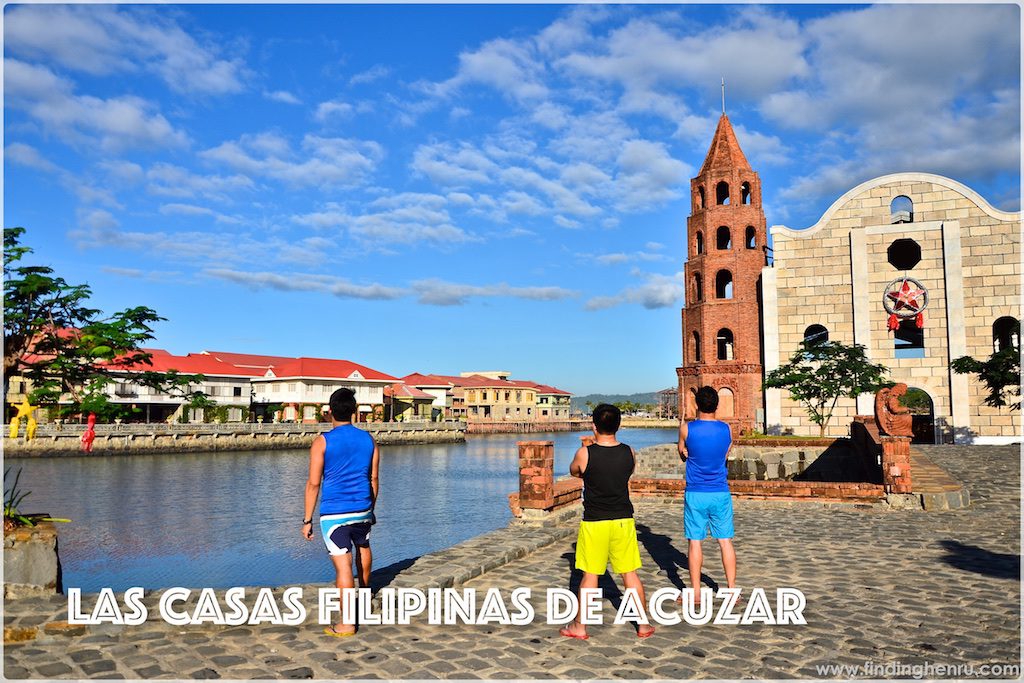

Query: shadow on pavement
[939,540,1020,579]
[636,522,718,592]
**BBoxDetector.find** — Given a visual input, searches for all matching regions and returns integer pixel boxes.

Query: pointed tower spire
[698,114,752,176]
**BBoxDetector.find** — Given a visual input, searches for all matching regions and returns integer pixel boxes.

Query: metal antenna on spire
[721,78,726,114]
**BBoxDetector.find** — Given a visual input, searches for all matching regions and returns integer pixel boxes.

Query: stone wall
[4,521,62,598]
[4,422,465,457]
[634,439,872,482]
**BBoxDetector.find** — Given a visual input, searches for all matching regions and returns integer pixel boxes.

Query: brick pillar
[880,436,913,493]
[518,441,554,510]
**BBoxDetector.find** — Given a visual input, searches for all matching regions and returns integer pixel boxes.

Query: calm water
[6,429,676,593]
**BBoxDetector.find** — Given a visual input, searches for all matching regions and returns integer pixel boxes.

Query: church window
[692,331,702,362]
[715,270,733,299]
[745,226,756,249]
[696,231,704,254]
[741,182,751,205]
[993,317,1020,353]
[887,238,921,270]
[803,324,829,345]
[697,186,705,209]
[716,181,730,205]
[693,273,703,302]
[894,320,925,359]
[716,329,735,360]
[890,195,914,224]
[716,226,731,250]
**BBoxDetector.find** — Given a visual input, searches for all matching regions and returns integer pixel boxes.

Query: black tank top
[582,443,635,521]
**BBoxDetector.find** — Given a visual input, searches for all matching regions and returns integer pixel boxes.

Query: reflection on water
[7,428,677,592]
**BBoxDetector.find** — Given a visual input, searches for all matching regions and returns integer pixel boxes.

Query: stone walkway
[4,445,1020,679]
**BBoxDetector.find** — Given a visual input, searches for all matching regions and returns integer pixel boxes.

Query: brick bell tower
[677,113,766,434]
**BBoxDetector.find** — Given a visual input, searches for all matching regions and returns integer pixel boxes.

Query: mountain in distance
[570,392,662,412]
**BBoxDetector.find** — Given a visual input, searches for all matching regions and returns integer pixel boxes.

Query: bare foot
[327,623,356,637]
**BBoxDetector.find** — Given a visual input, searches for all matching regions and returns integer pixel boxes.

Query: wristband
[302,519,312,525]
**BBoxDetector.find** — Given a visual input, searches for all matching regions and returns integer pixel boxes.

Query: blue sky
[4,3,1020,395]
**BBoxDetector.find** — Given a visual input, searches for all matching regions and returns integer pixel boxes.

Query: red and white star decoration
[884,277,928,331]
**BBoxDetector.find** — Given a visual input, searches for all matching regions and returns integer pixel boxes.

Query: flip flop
[637,627,656,639]
[324,625,356,638]
[559,626,589,641]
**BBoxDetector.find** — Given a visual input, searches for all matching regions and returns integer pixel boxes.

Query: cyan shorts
[683,491,734,540]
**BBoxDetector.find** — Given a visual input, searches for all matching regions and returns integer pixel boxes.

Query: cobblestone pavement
[4,445,1020,679]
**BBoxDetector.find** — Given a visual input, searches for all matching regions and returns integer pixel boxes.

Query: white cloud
[146,163,254,201]
[411,278,577,306]
[585,270,684,310]
[612,139,690,211]
[205,269,406,300]
[314,99,354,122]
[6,143,121,207]
[411,142,498,187]
[159,203,242,225]
[264,90,301,105]
[201,133,383,189]
[5,59,189,151]
[5,5,246,95]
[292,193,476,248]
[349,64,391,86]
[427,38,549,103]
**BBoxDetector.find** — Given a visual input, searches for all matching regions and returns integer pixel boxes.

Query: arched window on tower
[691,331,702,363]
[890,195,914,224]
[695,231,704,255]
[741,182,751,205]
[745,226,756,249]
[697,186,705,210]
[692,273,703,302]
[717,388,734,418]
[993,316,1020,352]
[715,270,733,299]
[803,324,829,345]
[716,226,731,250]
[716,181,730,205]
[716,329,735,360]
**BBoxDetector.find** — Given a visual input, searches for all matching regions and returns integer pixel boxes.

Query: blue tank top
[319,425,375,515]
[684,420,731,492]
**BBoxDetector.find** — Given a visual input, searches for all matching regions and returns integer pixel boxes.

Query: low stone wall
[4,421,465,457]
[635,439,876,483]
[466,419,590,434]
[620,417,677,428]
[4,521,62,599]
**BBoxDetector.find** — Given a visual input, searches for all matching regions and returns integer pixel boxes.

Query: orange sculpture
[875,383,914,437]
[81,413,97,453]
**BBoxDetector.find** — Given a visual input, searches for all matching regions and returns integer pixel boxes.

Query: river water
[7,429,677,593]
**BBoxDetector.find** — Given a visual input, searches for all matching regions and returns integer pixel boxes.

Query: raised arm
[569,445,589,478]
[302,435,325,540]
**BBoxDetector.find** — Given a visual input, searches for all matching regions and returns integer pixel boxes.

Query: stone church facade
[679,118,1021,444]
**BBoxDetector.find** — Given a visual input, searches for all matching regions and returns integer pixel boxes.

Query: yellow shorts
[575,518,642,575]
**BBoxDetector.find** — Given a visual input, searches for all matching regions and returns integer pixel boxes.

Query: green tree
[950,323,1020,411]
[764,340,890,437]
[898,387,933,415]
[3,227,205,417]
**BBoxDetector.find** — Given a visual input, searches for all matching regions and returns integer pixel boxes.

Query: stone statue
[9,397,38,440]
[81,412,97,453]
[875,383,914,437]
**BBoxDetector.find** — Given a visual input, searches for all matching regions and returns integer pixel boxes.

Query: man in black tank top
[560,404,655,640]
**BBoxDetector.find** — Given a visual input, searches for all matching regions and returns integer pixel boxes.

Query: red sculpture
[81,412,97,453]
[874,384,914,437]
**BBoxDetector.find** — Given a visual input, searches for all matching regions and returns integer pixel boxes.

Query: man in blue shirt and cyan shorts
[302,388,380,637]
[678,386,736,602]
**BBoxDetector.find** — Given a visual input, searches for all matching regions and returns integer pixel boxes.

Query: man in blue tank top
[678,386,736,600]
[302,388,380,637]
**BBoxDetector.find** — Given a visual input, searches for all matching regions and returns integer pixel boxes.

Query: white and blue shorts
[319,510,373,556]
